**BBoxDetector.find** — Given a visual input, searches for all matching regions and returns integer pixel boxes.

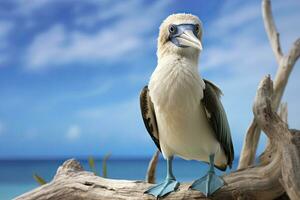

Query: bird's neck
[158,50,200,67]
[149,53,205,111]
[157,53,200,75]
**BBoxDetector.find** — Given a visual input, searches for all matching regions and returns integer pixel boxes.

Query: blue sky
[0,0,299,159]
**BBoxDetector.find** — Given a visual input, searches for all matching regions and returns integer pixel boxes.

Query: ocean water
[0,158,238,200]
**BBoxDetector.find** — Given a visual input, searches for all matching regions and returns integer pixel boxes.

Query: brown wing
[140,86,161,151]
[202,79,234,170]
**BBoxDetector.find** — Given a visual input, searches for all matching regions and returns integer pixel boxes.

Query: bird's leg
[190,154,224,197]
[144,156,179,198]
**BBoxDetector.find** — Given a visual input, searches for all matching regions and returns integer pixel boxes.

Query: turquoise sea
[0,158,238,200]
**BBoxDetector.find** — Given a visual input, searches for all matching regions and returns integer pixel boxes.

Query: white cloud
[74,0,141,27]
[209,4,260,37]
[66,125,81,141]
[25,0,170,71]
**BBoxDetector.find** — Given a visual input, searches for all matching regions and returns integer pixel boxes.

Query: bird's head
[157,13,203,60]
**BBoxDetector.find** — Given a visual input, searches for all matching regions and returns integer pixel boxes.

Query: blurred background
[0,0,299,199]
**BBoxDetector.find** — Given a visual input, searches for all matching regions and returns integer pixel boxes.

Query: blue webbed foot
[190,172,224,197]
[145,178,179,198]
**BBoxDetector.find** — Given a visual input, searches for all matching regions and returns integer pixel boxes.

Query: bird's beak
[176,30,203,51]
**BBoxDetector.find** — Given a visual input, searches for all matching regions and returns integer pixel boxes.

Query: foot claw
[145,179,179,198]
[190,173,224,197]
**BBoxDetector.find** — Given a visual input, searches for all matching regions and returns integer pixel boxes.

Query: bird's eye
[195,24,200,33]
[169,25,177,34]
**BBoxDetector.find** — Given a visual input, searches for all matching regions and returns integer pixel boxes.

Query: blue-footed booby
[140,13,234,198]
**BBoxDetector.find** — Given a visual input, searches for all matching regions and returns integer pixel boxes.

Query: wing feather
[140,86,161,151]
[202,79,234,168]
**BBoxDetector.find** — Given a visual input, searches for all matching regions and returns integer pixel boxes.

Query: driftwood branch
[12,156,283,200]
[259,102,288,166]
[253,76,300,200]
[15,77,300,200]
[238,0,300,169]
[262,0,283,63]
[145,150,160,184]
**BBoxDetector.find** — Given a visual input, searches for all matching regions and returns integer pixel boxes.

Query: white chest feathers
[149,55,205,111]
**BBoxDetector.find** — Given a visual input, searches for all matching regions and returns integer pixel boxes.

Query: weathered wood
[280,129,300,200]
[259,102,287,166]
[238,120,260,168]
[262,0,283,63]
[253,76,300,200]
[278,103,288,124]
[14,157,282,200]
[238,0,300,170]
[145,150,160,184]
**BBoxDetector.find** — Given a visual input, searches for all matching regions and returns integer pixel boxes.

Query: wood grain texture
[13,158,282,200]
[253,76,300,200]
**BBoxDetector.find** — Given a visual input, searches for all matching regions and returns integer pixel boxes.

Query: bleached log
[13,158,283,200]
